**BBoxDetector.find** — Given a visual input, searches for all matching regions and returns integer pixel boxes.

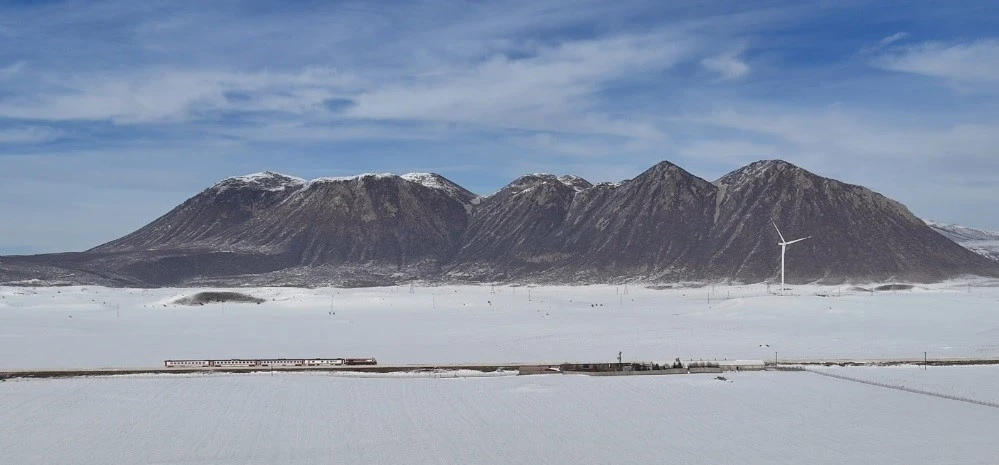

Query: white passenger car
[164,360,210,368]
[304,358,345,366]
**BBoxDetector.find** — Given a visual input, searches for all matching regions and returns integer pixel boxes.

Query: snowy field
[2,281,999,369]
[810,365,999,405]
[1,371,997,465]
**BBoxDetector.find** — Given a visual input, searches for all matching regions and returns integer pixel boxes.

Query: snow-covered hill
[926,220,999,261]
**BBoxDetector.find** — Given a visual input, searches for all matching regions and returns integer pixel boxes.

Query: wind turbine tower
[773,222,811,295]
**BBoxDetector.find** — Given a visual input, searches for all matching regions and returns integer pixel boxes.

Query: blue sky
[1,0,998,254]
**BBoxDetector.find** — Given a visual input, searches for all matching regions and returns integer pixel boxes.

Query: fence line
[806,369,999,409]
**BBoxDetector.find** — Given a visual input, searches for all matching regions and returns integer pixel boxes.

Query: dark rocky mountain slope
[705,161,995,282]
[452,174,589,279]
[1,161,995,287]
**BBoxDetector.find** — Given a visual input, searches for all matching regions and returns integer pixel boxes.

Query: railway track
[3,357,999,380]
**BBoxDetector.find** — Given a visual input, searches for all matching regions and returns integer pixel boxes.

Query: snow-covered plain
[2,281,999,369]
[2,371,997,465]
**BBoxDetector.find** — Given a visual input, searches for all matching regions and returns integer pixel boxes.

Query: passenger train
[164,357,377,368]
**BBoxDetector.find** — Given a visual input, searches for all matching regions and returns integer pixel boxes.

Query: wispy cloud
[0,126,62,144]
[879,32,909,47]
[700,46,750,80]
[348,33,692,136]
[0,61,25,80]
[688,106,999,162]
[872,38,999,88]
[0,67,358,123]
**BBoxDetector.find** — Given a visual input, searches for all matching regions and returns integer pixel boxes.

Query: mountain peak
[499,173,593,196]
[641,160,698,178]
[738,159,803,174]
[714,159,814,188]
[557,175,593,192]
[401,172,478,205]
[651,160,681,169]
[630,160,710,190]
[752,159,799,169]
[401,172,454,191]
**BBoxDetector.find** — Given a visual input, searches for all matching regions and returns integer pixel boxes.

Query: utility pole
[924,351,928,370]
[775,351,778,367]
[618,351,622,371]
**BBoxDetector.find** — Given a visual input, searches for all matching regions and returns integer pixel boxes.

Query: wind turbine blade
[785,236,811,245]
[772,222,786,243]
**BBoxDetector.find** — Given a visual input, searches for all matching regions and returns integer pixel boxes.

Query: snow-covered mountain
[926,220,999,261]
[2,161,997,287]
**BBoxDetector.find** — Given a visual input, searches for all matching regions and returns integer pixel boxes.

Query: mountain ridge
[2,160,996,287]
[926,220,999,262]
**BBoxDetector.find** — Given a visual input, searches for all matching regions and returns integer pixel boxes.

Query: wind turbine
[773,222,811,295]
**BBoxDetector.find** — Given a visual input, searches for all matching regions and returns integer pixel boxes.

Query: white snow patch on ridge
[557,175,592,192]
[214,170,599,202]
[227,172,304,184]
[308,173,396,184]
[508,173,593,193]
[218,171,398,189]
[213,171,306,193]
